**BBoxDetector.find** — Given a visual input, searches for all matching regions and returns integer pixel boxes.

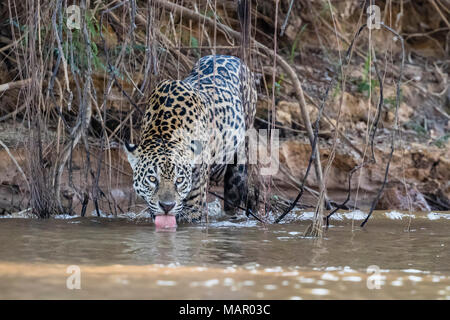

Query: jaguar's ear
[123,141,139,169]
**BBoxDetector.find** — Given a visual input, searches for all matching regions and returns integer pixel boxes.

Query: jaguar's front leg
[224,158,248,217]
[183,164,209,222]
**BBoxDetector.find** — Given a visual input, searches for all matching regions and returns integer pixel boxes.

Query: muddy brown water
[0,208,449,299]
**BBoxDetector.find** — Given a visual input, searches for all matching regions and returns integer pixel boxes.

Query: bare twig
[361,23,405,228]
[275,82,329,224]
[430,0,450,29]
[0,139,30,190]
[280,0,295,36]
[0,78,31,92]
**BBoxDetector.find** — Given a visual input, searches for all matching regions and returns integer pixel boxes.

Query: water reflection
[0,213,449,299]
[0,215,448,271]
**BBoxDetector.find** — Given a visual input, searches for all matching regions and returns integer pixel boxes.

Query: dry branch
[0,78,31,92]
[0,139,30,190]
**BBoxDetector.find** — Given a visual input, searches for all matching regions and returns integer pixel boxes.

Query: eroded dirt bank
[0,125,448,216]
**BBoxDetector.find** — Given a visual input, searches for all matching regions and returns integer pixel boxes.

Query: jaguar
[124,55,257,225]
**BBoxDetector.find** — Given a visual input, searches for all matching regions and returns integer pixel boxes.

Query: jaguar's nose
[159,201,176,214]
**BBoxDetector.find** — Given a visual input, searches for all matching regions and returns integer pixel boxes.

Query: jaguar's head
[124,141,193,219]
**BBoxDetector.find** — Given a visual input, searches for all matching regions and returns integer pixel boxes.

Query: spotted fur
[125,55,257,222]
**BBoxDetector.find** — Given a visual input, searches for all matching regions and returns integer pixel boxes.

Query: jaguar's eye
[148,176,157,183]
[176,177,184,184]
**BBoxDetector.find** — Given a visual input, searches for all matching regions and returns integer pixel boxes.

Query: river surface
[0,207,449,299]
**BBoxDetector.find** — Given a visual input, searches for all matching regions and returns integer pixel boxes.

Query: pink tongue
[155,215,177,229]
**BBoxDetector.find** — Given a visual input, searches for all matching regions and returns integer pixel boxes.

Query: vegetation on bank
[0,1,448,236]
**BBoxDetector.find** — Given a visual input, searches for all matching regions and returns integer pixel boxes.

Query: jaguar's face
[124,142,192,217]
